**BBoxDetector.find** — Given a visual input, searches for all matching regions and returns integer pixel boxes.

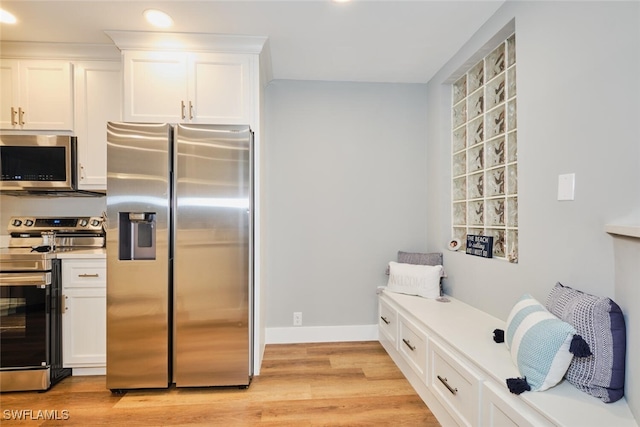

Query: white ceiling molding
[0,41,120,61]
[104,30,268,55]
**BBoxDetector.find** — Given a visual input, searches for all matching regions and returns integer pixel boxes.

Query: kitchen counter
[56,248,106,259]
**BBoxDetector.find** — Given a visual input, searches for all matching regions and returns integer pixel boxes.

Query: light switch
[557,173,575,201]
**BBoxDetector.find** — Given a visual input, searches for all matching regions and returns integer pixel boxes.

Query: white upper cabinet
[74,61,122,190]
[0,59,74,131]
[123,51,254,125]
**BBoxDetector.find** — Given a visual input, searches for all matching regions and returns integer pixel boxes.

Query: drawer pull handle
[402,338,416,351]
[78,273,99,278]
[437,375,458,395]
[380,316,390,325]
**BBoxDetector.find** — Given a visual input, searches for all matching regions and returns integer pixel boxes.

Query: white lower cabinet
[62,259,106,372]
[429,338,482,427]
[398,313,428,380]
[482,382,554,427]
[378,297,398,349]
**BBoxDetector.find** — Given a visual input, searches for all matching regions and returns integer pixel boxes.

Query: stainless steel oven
[0,215,105,392]
[0,255,68,392]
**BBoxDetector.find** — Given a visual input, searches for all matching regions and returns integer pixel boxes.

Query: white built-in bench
[378,289,638,427]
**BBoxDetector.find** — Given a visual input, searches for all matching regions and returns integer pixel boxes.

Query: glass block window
[451,33,518,262]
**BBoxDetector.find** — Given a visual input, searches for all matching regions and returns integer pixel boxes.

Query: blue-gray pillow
[545,282,626,403]
[505,294,577,392]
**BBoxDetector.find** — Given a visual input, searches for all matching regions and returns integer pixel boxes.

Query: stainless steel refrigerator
[106,122,253,390]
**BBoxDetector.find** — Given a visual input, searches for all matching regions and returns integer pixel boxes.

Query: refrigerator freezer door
[173,124,252,387]
[106,122,172,390]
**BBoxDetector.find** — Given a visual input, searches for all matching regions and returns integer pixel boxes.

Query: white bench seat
[378,289,637,427]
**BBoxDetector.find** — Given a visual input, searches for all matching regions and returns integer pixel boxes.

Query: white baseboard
[265,324,378,344]
[71,367,106,376]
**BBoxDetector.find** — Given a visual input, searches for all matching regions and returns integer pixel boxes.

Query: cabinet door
[189,53,254,124]
[18,60,74,130]
[62,259,106,368]
[0,59,20,128]
[123,51,187,122]
[62,288,106,367]
[75,61,122,190]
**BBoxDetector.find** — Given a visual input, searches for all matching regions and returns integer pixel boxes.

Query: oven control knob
[79,219,89,227]
[11,219,22,227]
[90,219,101,227]
[24,219,34,226]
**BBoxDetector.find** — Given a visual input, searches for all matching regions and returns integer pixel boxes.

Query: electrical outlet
[293,312,302,326]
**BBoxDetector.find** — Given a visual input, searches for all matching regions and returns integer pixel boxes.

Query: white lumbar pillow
[386,261,443,299]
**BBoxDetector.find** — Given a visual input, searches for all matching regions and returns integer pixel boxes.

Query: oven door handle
[0,272,51,287]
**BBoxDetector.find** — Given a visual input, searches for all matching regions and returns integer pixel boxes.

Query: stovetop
[1,215,106,265]
[8,215,105,236]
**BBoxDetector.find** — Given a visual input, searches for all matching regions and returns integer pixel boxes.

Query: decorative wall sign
[466,234,494,258]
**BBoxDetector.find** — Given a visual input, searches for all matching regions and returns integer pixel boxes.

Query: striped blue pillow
[505,294,576,392]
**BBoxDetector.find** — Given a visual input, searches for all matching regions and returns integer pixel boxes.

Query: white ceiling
[0,0,506,84]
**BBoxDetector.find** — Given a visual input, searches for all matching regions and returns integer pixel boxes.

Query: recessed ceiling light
[0,9,17,24]
[144,9,173,28]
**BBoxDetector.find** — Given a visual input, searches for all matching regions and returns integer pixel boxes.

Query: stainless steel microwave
[0,135,77,192]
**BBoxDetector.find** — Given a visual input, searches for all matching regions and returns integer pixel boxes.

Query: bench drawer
[429,338,482,427]
[379,297,398,348]
[482,381,555,427]
[398,313,427,380]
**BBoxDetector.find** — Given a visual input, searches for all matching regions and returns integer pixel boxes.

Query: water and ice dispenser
[119,212,156,260]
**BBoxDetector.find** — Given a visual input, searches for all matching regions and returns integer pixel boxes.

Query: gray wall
[264,80,429,328]
[425,0,639,417]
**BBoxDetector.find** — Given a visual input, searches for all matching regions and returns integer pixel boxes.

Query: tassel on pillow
[493,328,505,343]
[569,334,592,358]
[506,377,531,395]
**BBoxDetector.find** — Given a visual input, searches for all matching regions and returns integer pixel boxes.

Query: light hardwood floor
[0,341,439,426]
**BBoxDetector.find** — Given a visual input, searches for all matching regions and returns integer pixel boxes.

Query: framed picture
[448,238,461,251]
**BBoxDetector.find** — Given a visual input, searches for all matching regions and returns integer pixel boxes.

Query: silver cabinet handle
[189,101,194,120]
[10,107,17,125]
[380,316,390,325]
[402,338,416,351]
[62,295,68,313]
[437,375,458,395]
[181,100,186,120]
[79,163,86,180]
[18,107,25,125]
[78,273,99,278]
